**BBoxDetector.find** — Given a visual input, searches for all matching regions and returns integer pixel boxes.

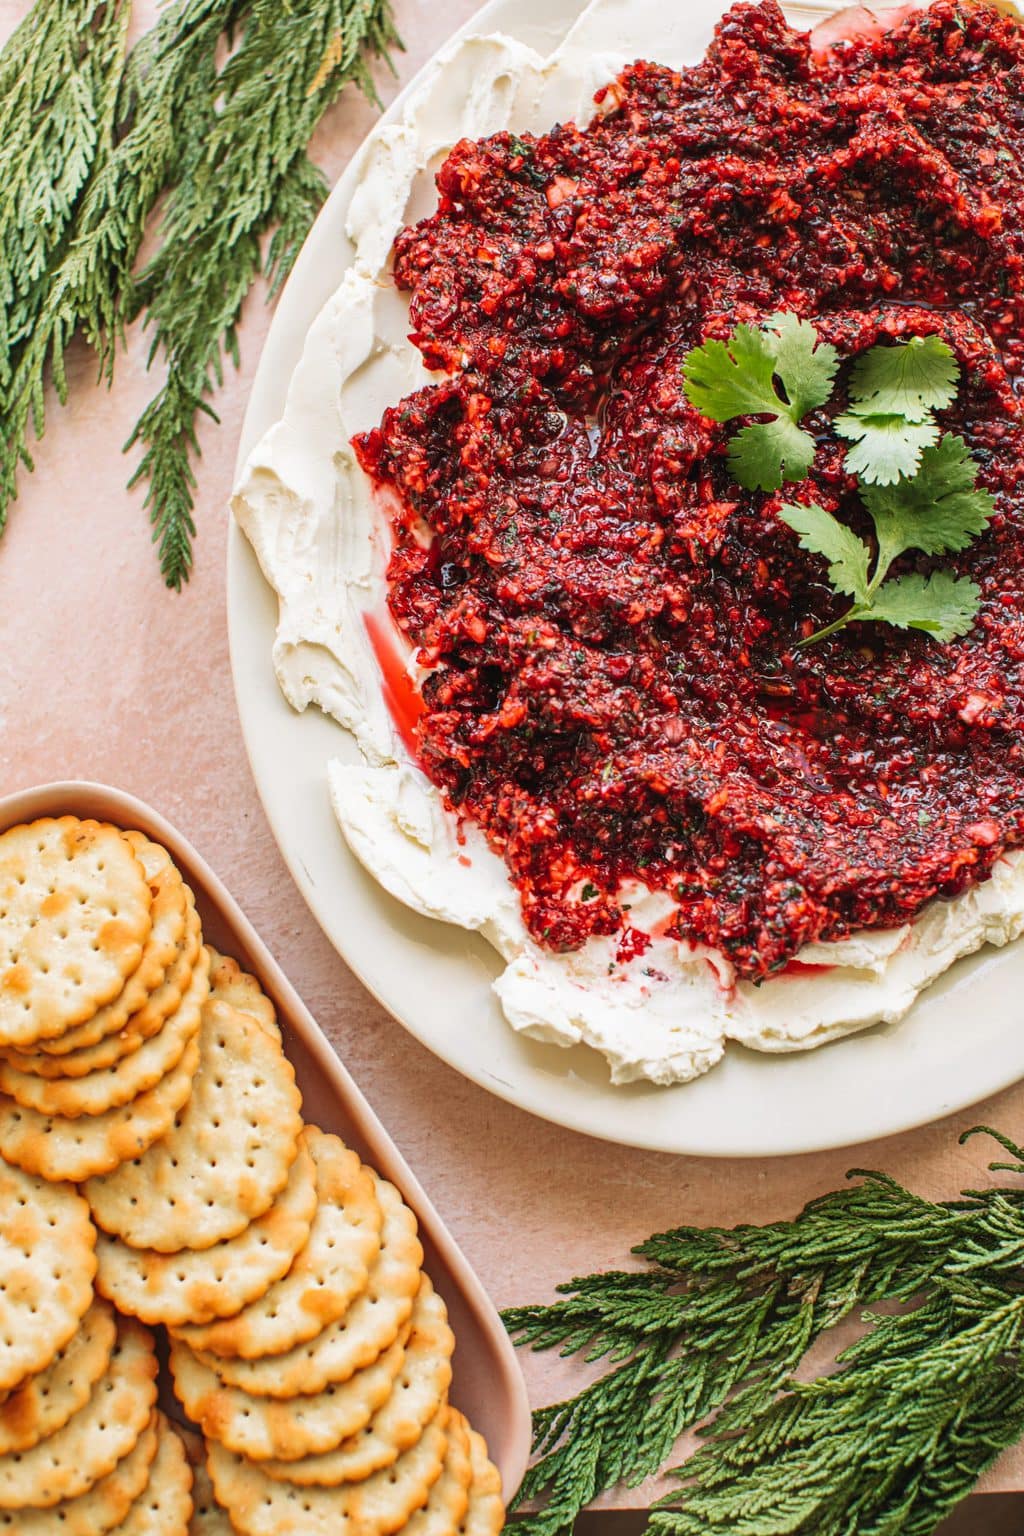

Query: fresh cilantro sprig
[682,312,838,491]
[682,317,995,645]
[836,333,960,484]
[781,435,993,644]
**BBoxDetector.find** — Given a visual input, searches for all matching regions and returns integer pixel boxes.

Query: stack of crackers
[0,816,504,1535]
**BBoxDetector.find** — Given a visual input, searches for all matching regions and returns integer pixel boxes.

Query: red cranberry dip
[354,0,1024,998]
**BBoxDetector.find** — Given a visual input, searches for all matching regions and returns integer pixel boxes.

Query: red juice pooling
[362,613,425,760]
[355,0,1024,981]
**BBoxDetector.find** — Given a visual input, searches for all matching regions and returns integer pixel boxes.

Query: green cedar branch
[504,1129,1024,1536]
[0,0,246,529]
[0,0,132,517]
[0,0,126,390]
[0,0,398,585]
[125,0,400,588]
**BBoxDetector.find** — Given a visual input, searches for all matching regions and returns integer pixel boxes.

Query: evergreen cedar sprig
[0,0,126,383]
[0,0,231,527]
[0,0,399,588]
[125,0,400,586]
[0,0,130,496]
[504,1127,1024,1536]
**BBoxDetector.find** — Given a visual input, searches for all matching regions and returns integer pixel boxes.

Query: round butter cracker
[206,1411,448,1536]
[0,1031,200,1181]
[0,1157,97,1391]
[95,1137,317,1327]
[85,1000,302,1252]
[259,1275,453,1485]
[0,1413,159,1536]
[109,1412,193,1536]
[84,832,189,1037]
[0,1315,157,1508]
[207,1172,422,1399]
[33,896,200,1065]
[0,1295,116,1454]
[169,1327,406,1463]
[461,1429,504,1536]
[206,948,280,1041]
[404,1408,472,1536]
[0,944,209,1116]
[0,819,152,1046]
[173,1126,382,1359]
[181,1430,234,1535]
[0,1032,201,1185]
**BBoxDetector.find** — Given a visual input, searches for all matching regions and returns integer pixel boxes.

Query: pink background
[1,0,1022,1498]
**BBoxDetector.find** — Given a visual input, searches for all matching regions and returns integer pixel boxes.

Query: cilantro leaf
[778,502,870,603]
[847,334,959,421]
[684,320,990,651]
[763,311,839,417]
[729,418,815,492]
[682,324,781,422]
[834,413,939,486]
[682,314,837,491]
[863,571,982,642]
[788,435,991,646]
[861,435,996,564]
[837,336,960,484]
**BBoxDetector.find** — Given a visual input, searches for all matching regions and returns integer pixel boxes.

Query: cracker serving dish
[0,779,531,1500]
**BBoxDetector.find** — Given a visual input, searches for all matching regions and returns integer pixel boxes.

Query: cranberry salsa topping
[354,0,1024,982]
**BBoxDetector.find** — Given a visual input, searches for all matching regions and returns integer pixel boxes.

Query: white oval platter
[227,0,1024,1156]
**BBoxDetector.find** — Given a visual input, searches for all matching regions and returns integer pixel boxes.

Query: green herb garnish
[844,333,960,418]
[682,312,838,491]
[835,414,941,487]
[505,1126,1024,1536]
[835,333,961,484]
[781,433,993,643]
[682,318,995,645]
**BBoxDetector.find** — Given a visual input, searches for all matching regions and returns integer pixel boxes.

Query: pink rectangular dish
[0,779,531,1499]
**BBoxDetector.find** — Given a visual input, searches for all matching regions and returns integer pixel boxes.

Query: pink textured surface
[1,0,1023,1498]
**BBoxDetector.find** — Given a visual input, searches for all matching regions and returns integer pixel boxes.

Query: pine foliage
[504,1128,1024,1536]
[0,0,398,584]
